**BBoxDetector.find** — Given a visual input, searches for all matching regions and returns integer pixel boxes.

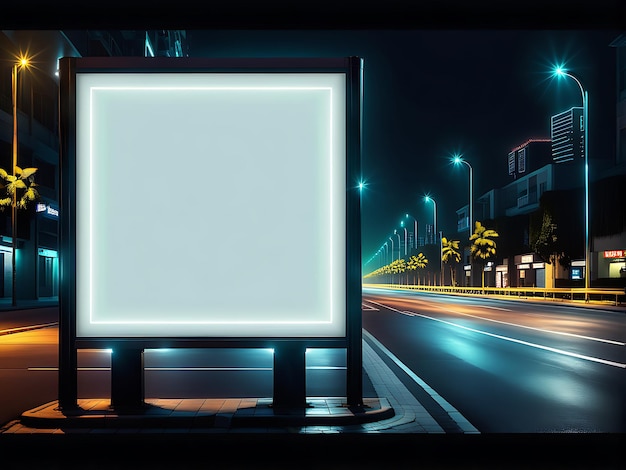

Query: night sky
[186,29,620,271]
[3,1,622,274]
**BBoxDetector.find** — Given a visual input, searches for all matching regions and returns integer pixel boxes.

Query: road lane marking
[368,300,626,369]
[368,298,625,346]
[0,322,58,336]
[437,308,625,346]
[363,329,480,434]
[481,306,512,311]
[362,302,379,311]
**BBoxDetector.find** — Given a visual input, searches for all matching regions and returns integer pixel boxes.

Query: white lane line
[481,306,512,311]
[363,329,480,434]
[435,308,625,346]
[0,323,58,336]
[368,300,626,369]
[362,302,379,311]
[370,298,625,346]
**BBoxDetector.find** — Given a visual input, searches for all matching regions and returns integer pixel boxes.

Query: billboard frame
[58,56,363,408]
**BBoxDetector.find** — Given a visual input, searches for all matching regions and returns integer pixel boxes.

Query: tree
[0,167,39,209]
[469,221,499,291]
[530,207,571,285]
[389,258,406,284]
[532,210,562,285]
[407,253,428,285]
[441,237,461,286]
[0,166,40,306]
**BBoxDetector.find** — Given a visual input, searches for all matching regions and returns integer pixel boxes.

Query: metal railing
[363,283,626,307]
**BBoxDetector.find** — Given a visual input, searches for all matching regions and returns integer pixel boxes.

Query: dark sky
[185,29,621,271]
[4,2,622,273]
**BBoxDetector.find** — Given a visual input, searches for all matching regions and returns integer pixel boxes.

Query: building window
[518,148,526,173]
[508,151,516,175]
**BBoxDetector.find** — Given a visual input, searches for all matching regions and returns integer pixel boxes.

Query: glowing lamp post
[404,213,418,251]
[399,220,408,257]
[423,195,437,242]
[11,56,30,307]
[393,230,401,261]
[424,195,442,285]
[453,154,474,286]
[452,155,473,235]
[553,66,590,299]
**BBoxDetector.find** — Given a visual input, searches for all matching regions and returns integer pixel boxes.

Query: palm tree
[441,237,461,286]
[0,166,39,209]
[407,253,428,285]
[389,258,406,284]
[469,221,499,291]
[0,166,40,306]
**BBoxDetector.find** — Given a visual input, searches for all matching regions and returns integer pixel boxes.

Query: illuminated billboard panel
[72,67,349,338]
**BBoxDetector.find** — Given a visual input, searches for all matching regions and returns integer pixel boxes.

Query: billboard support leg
[111,346,145,410]
[272,342,307,409]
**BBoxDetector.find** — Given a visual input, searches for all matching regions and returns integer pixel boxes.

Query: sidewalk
[0,330,476,436]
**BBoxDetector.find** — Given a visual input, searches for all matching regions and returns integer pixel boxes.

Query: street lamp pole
[453,154,474,286]
[404,213,418,250]
[424,195,442,285]
[423,196,437,242]
[393,230,401,261]
[11,58,29,307]
[554,67,590,300]
[400,221,408,257]
[453,155,473,235]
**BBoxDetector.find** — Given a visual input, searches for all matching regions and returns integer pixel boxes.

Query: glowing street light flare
[451,154,473,236]
[404,213,418,251]
[11,54,32,307]
[550,65,590,300]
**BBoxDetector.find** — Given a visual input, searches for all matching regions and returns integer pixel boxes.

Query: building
[551,107,585,164]
[508,138,552,179]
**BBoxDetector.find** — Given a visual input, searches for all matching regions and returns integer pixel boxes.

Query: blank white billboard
[75,71,347,338]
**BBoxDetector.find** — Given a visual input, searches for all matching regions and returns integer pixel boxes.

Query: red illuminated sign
[603,250,625,258]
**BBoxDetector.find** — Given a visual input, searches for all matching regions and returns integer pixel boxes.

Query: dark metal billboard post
[346,56,364,407]
[58,56,363,412]
[273,342,307,409]
[111,347,145,409]
[58,57,78,410]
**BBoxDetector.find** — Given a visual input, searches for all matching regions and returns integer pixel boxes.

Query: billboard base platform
[8,396,394,432]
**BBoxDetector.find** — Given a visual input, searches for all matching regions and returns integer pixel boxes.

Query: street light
[423,195,437,243]
[12,55,30,307]
[393,230,401,261]
[399,220,408,257]
[452,154,473,236]
[424,195,443,285]
[553,66,590,299]
[404,213,418,250]
[389,236,394,263]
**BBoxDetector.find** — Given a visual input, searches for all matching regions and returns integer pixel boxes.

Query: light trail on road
[365,299,626,369]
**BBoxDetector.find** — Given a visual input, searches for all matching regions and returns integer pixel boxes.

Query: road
[1,293,624,433]
[0,308,356,427]
[362,287,626,432]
